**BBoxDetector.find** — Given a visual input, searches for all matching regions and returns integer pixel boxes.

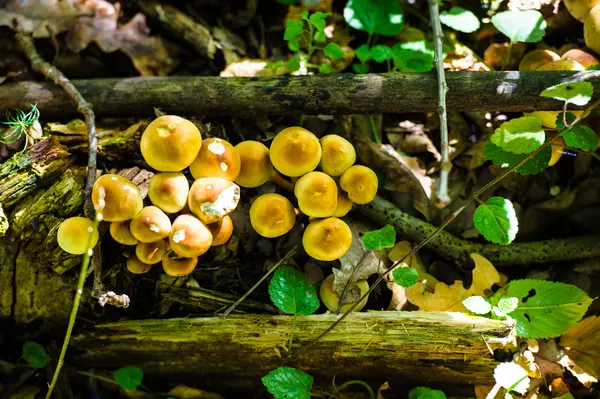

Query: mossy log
[71,311,515,393]
[1,71,599,118]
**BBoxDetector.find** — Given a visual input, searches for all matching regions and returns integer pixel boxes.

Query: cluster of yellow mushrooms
[57,115,378,282]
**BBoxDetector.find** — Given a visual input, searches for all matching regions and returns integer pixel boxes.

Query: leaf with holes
[22,341,49,368]
[483,141,551,175]
[324,42,344,60]
[557,112,599,151]
[494,279,593,338]
[114,366,144,391]
[392,267,419,288]
[490,116,546,155]
[440,7,480,33]
[541,82,593,106]
[473,197,518,245]
[268,266,320,316]
[491,10,546,43]
[462,296,492,314]
[262,367,313,399]
[362,225,396,250]
[344,0,404,36]
[494,362,530,394]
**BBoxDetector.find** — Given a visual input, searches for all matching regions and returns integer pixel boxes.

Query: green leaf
[114,366,144,391]
[497,296,519,314]
[473,197,518,245]
[462,296,492,314]
[392,267,419,288]
[370,45,392,63]
[284,19,305,41]
[353,63,370,73]
[541,81,593,106]
[408,386,447,399]
[587,64,600,70]
[262,367,313,399]
[557,112,598,151]
[491,10,546,43]
[22,341,49,368]
[483,141,551,175]
[490,116,546,155]
[493,362,530,395]
[319,63,334,73]
[362,225,396,250]
[391,41,434,72]
[314,30,326,43]
[344,0,404,36]
[354,44,372,63]
[288,37,300,52]
[308,12,331,33]
[286,57,301,71]
[495,279,593,338]
[277,0,299,3]
[324,42,345,60]
[268,265,320,316]
[440,7,480,33]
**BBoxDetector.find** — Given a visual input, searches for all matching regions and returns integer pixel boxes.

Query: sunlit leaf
[462,296,492,314]
[491,10,546,43]
[541,81,593,106]
[344,0,404,36]
[494,362,530,394]
[473,197,518,245]
[490,116,546,154]
[483,141,551,175]
[440,7,480,33]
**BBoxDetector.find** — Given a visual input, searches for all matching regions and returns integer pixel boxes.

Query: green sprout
[1,104,40,150]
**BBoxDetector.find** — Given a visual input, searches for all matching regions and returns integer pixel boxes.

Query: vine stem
[428,0,451,206]
[298,98,600,352]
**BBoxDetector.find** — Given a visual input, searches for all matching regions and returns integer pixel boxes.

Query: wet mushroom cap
[319,135,356,176]
[127,257,152,274]
[148,172,190,214]
[518,49,560,72]
[109,221,138,246]
[91,174,144,222]
[162,256,199,277]
[339,165,378,205]
[294,171,338,217]
[302,217,352,261]
[169,214,213,257]
[140,115,203,172]
[269,126,322,177]
[135,239,170,265]
[249,193,296,238]
[207,215,234,246]
[189,138,241,181]
[188,177,241,224]
[234,140,273,188]
[332,191,353,217]
[57,216,99,255]
[320,274,369,313]
[561,49,600,69]
[129,206,172,243]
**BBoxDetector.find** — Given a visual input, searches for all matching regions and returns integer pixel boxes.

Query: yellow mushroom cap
[339,165,378,205]
[294,171,338,217]
[332,191,353,217]
[302,217,352,261]
[189,138,241,181]
[57,216,99,255]
[169,214,213,257]
[207,215,234,246]
[269,126,322,177]
[320,274,369,313]
[109,221,138,246]
[91,174,143,222]
[135,239,170,265]
[129,206,172,243]
[162,256,199,277]
[518,49,560,72]
[188,177,241,224]
[127,257,152,274]
[561,49,600,69]
[564,0,600,22]
[148,172,190,214]
[234,140,273,188]
[585,5,600,55]
[249,193,296,238]
[319,135,356,176]
[140,115,202,172]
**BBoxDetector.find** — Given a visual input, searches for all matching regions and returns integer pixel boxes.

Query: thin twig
[298,98,600,353]
[428,0,451,206]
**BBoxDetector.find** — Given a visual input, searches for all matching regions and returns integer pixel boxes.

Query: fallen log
[1,71,599,118]
[71,311,515,393]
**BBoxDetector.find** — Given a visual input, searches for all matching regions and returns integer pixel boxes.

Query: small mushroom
[320,274,369,313]
[188,177,241,224]
[127,257,152,274]
[561,49,600,68]
[319,134,356,176]
[564,0,600,22]
[140,115,203,172]
[148,172,190,214]
[162,255,199,277]
[294,171,338,217]
[269,126,322,177]
[302,217,352,261]
[109,221,138,245]
[129,206,172,243]
[332,191,353,217]
[234,140,273,188]
[169,214,213,257]
[57,216,99,255]
[91,174,144,222]
[189,138,241,181]
[249,193,296,238]
[339,165,378,204]
[136,239,170,265]
[518,49,560,72]
[207,215,234,246]
[585,5,600,55]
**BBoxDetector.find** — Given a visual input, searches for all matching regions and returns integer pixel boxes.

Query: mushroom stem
[271,169,295,192]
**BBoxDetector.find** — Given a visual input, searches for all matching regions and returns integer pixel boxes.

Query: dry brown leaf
[406,253,500,312]
[66,5,176,76]
[560,316,600,380]
[220,59,268,77]
[377,381,390,399]
[388,120,441,161]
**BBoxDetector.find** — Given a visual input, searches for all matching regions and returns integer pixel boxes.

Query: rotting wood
[1,71,599,118]
[359,196,600,266]
[71,311,515,392]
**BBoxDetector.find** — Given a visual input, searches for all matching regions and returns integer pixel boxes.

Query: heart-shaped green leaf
[491,10,546,43]
[440,7,480,33]
[541,81,593,106]
[268,266,320,316]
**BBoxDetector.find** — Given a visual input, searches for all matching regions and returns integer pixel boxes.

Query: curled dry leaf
[387,120,441,161]
[560,316,600,380]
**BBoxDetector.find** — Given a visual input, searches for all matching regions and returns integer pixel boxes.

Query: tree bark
[71,311,515,393]
[1,71,598,118]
